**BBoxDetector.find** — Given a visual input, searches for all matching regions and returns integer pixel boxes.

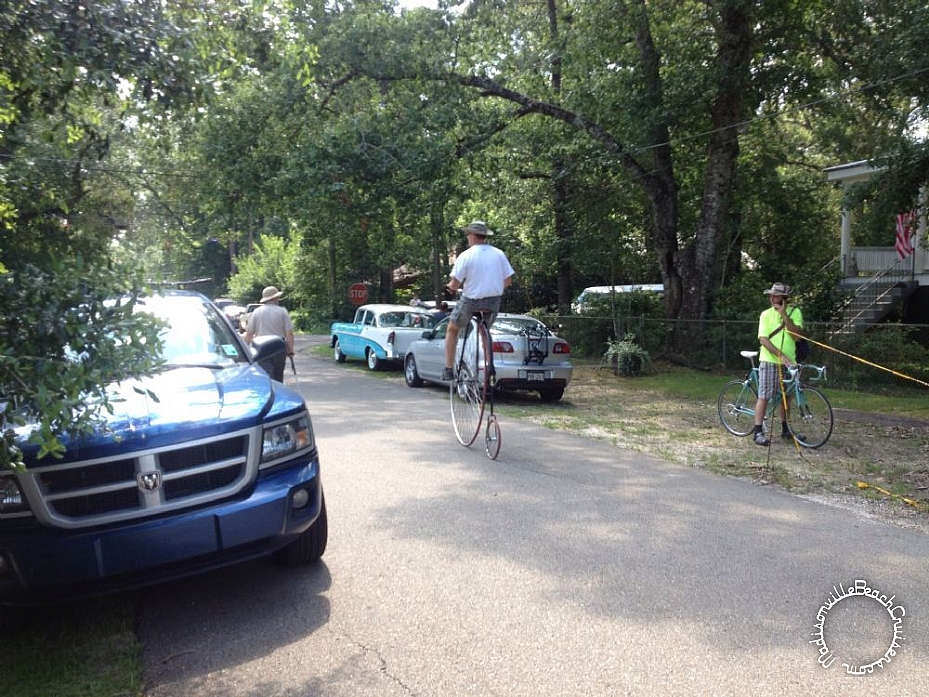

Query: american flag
[895,210,916,260]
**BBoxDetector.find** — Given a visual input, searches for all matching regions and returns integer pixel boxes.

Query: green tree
[302,0,928,322]
[0,259,164,470]
[0,0,235,468]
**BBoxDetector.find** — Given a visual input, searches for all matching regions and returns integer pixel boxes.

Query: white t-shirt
[450,244,515,299]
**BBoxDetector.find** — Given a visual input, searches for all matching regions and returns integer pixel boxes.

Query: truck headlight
[260,412,314,467]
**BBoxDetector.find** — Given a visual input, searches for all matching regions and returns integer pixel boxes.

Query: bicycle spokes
[786,387,833,448]
[484,414,501,460]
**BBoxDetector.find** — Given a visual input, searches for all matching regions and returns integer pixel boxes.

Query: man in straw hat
[442,221,515,381]
[244,285,295,382]
[752,281,804,446]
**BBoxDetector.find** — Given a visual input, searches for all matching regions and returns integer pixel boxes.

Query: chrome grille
[20,430,254,529]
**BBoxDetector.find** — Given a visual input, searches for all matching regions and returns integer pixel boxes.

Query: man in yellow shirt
[753,282,804,446]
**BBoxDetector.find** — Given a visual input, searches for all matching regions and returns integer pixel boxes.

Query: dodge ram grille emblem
[137,471,163,492]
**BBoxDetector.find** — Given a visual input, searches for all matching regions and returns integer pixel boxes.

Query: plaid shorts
[757,361,784,399]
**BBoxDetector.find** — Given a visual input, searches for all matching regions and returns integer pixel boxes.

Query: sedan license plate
[526,371,545,381]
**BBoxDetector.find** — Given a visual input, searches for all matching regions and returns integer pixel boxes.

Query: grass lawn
[0,594,141,697]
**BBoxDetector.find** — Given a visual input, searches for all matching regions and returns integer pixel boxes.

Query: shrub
[604,334,652,377]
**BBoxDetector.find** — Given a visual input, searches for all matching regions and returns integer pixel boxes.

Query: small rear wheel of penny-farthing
[484,414,501,460]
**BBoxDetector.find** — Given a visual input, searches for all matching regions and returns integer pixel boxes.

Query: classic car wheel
[333,340,346,363]
[366,349,381,371]
[404,354,424,387]
[539,386,565,403]
[274,494,328,567]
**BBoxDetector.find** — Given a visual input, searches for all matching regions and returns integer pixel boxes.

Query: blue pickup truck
[0,291,327,604]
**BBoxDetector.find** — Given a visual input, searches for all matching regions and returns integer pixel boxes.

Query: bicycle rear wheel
[717,379,757,437]
[484,414,501,460]
[450,319,489,446]
[787,386,833,448]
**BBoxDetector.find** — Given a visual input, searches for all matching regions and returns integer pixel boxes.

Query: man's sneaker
[441,367,455,381]
[783,431,805,442]
[753,431,770,446]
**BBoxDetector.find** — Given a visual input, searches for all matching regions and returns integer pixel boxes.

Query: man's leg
[443,301,471,380]
[444,322,460,377]
[753,363,775,446]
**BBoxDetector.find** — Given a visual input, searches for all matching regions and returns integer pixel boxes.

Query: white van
[572,284,664,313]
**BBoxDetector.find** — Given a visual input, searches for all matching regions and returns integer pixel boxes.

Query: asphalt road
[140,335,929,696]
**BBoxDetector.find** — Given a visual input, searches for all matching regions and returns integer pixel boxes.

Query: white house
[824,160,928,281]
[824,160,929,327]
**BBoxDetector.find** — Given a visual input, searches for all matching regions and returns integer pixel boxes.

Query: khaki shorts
[449,295,502,329]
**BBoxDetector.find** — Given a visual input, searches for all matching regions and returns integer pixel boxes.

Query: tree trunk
[679,2,752,321]
[553,161,576,314]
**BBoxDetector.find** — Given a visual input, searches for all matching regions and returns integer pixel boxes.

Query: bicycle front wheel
[450,319,488,446]
[717,379,757,437]
[787,386,833,448]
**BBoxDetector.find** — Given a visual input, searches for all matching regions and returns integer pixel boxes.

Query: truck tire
[274,494,328,567]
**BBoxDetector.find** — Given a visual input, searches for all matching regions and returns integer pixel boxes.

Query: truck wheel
[366,349,380,371]
[333,340,346,363]
[274,494,328,567]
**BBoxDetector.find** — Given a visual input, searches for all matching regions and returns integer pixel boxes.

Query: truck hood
[107,365,273,436]
[20,364,277,462]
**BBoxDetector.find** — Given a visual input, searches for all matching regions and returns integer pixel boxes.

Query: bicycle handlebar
[741,351,827,383]
[785,363,827,383]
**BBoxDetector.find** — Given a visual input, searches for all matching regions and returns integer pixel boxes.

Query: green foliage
[831,324,929,391]
[0,259,165,471]
[604,334,652,377]
[228,233,298,304]
[711,267,846,326]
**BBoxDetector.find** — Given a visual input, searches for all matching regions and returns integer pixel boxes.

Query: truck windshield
[141,296,249,368]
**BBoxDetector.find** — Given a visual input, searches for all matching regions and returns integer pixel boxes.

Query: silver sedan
[404,313,573,402]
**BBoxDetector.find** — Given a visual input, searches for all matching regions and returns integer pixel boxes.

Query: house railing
[838,255,915,332]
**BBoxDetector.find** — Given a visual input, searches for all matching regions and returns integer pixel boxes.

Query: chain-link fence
[542,313,929,396]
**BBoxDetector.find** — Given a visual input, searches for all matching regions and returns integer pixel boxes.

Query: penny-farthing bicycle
[450,310,501,459]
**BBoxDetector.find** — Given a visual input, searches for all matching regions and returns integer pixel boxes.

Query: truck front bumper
[0,458,322,604]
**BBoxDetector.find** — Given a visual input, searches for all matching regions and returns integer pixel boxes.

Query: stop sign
[348,283,368,305]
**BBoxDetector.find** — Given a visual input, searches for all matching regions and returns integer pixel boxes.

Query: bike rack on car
[522,327,550,365]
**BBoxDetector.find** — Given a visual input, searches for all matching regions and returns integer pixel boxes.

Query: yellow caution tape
[856,480,927,510]
[804,336,929,388]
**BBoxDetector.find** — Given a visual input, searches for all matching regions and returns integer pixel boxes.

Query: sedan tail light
[552,342,570,354]
[492,341,515,353]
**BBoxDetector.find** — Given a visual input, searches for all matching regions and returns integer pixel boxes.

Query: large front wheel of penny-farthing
[450,320,488,446]
[484,414,501,460]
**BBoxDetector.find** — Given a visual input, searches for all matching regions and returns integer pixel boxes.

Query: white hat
[260,286,283,303]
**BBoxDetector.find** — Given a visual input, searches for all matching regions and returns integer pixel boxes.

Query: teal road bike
[717,350,834,448]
